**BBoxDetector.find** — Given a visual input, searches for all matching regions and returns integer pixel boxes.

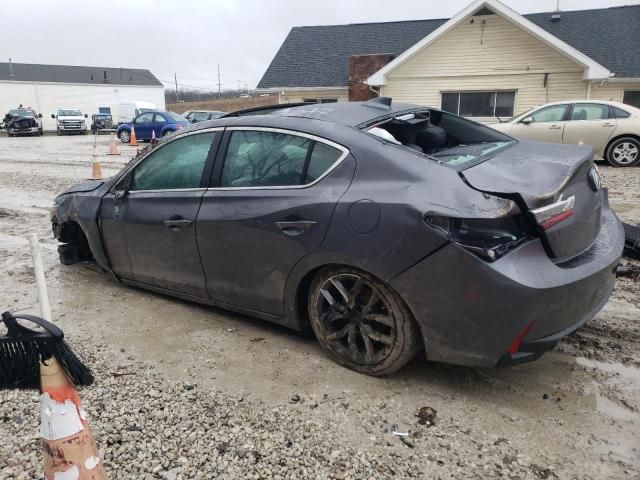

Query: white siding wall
[590,82,640,103]
[0,81,165,130]
[381,13,589,120]
[279,88,349,104]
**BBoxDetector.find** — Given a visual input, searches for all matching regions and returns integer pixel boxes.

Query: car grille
[61,120,83,129]
[15,118,36,129]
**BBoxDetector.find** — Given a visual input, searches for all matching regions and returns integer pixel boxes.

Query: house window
[441,91,516,118]
[623,90,640,109]
[302,98,338,104]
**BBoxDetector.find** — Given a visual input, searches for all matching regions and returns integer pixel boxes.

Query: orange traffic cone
[129,125,137,146]
[151,129,157,146]
[90,144,103,180]
[106,132,120,155]
[41,358,107,479]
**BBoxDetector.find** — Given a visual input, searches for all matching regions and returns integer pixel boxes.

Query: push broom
[0,233,107,479]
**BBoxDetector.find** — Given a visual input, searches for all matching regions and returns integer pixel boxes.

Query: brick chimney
[348,53,396,101]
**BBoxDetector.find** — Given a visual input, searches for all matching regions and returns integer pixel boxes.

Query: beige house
[257,0,640,122]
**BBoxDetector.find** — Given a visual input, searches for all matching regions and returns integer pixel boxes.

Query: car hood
[57,179,105,196]
[461,140,593,208]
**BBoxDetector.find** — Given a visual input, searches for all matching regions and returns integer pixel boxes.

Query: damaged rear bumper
[391,203,624,368]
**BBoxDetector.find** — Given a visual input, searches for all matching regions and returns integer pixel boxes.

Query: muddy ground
[0,134,638,479]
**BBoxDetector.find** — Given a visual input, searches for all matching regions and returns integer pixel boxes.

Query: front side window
[135,113,154,123]
[220,130,343,187]
[529,105,568,123]
[441,91,516,117]
[130,133,215,191]
[570,103,610,121]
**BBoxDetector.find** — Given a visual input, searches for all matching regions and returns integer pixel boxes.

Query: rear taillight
[531,195,575,231]
[424,215,529,261]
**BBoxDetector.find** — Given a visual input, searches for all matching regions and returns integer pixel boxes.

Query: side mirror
[51,114,56,119]
[38,113,43,118]
[84,114,88,118]
[521,116,533,125]
[114,189,128,201]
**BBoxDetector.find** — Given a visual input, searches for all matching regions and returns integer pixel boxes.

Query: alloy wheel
[315,273,397,366]
[612,142,639,165]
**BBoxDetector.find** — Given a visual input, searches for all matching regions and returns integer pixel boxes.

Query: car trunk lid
[461,140,603,262]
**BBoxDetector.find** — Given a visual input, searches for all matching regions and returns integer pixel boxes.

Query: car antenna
[364,97,392,110]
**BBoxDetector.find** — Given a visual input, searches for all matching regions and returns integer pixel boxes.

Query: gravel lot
[0,134,639,479]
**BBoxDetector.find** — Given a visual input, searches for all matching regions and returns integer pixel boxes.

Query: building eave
[256,86,348,92]
[367,0,611,86]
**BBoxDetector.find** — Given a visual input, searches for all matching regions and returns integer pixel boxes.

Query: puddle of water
[591,389,637,421]
[576,357,640,382]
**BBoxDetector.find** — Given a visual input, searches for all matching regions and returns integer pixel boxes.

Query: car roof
[220,98,423,127]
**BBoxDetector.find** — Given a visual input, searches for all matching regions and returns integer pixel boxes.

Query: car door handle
[602,123,615,127]
[549,125,562,130]
[163,218,193,229]
[275,220,317,236]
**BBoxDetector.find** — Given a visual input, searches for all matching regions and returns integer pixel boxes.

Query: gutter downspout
[586,81,592,100]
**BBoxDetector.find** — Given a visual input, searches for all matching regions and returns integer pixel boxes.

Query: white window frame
[440,90,518,118]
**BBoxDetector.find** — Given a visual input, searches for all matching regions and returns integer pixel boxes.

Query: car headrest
[416,126,447,153]
[574,109,587,121]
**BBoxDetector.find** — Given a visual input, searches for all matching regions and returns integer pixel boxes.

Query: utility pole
[217,64,222,98]
[174,73,179,102]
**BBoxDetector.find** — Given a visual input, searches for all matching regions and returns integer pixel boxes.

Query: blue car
[117,110,189,143]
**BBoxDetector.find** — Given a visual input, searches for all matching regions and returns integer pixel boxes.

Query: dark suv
[3,108,43,136]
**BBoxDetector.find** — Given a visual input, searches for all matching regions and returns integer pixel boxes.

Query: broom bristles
[0,312,94,390]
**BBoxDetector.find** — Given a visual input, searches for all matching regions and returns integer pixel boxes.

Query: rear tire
[308,266,421,376]
[606,137,640,167]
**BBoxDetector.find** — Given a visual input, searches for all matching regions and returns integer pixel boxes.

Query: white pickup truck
[52,108,88,135]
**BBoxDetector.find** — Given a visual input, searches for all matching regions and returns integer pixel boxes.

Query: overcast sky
[0,0,636,90]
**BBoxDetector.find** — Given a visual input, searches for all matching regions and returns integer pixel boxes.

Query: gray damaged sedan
[51,98,624,376]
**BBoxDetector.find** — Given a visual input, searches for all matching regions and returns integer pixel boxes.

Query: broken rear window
[365,109,515,170]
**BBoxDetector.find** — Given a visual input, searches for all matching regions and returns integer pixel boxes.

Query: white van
[117,101,157,125]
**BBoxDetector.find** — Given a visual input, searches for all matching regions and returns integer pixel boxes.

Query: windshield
[9,109,33,117]
[168,111,187,122]
[59,109,82,116]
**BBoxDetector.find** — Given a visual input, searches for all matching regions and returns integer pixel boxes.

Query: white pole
[28,233,52,322]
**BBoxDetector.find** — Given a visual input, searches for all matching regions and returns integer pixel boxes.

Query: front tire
[606,137,640,167]
[308,266,421,376]
[118,130,130,143]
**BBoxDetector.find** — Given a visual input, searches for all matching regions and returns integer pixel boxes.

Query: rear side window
[130,133,215,191]
[570,103,610,121]
[306,143,343,183]
[613,107,631,119]
[221,130,343,187]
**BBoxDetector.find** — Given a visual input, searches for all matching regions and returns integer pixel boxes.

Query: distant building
[257,0,640,122]
[0,62,165,130]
